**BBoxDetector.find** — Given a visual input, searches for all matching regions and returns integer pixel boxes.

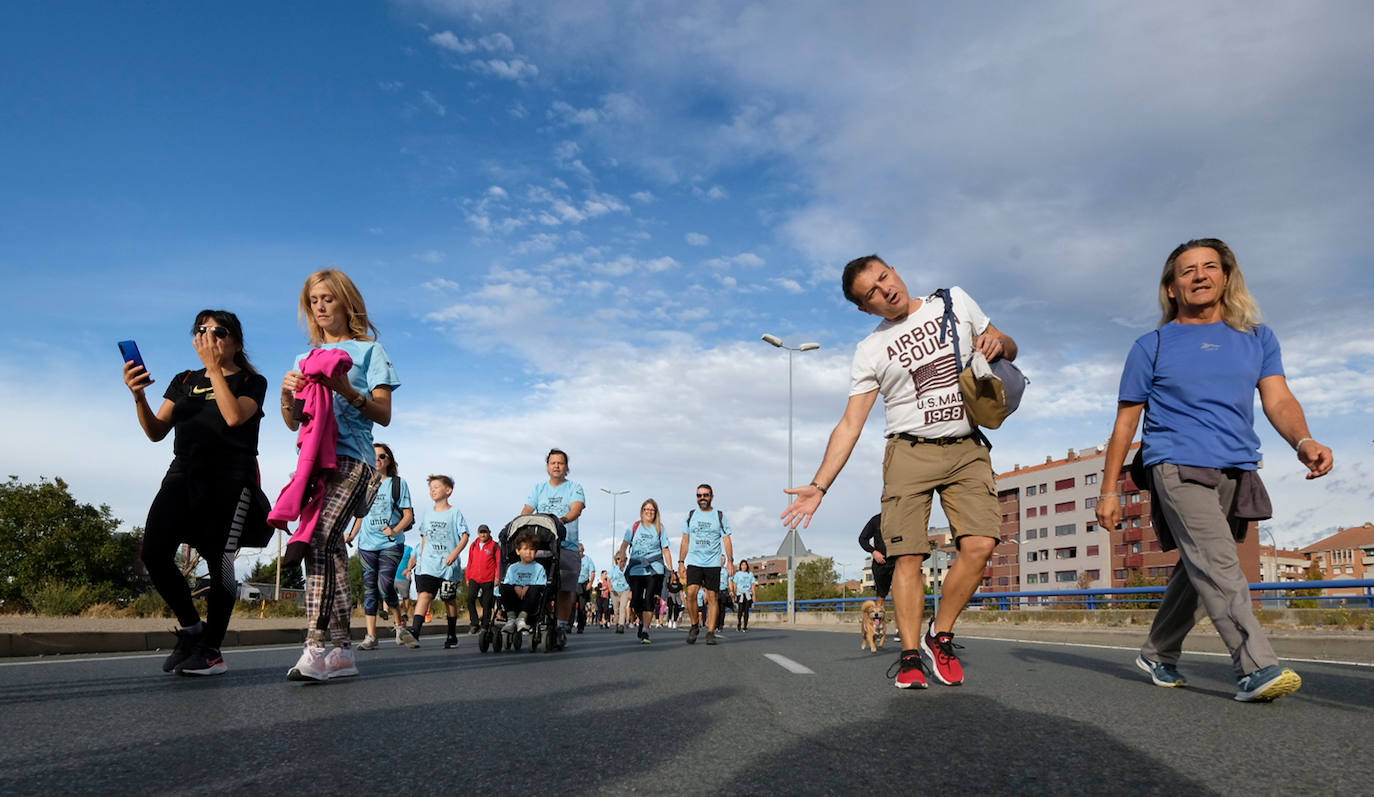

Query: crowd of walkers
[126,237,1331,704]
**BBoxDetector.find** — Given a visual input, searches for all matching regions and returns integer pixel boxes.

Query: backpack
[935,288,1028,431]
[685,509,725,532]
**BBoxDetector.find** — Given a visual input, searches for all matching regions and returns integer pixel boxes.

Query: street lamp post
[1262,526,1279,583]
[761,333,820,625]
[600,488,629,577]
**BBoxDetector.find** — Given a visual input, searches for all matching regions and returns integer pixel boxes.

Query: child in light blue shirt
[501,532,547,634]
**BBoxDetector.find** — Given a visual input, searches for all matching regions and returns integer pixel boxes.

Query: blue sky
[3,1,1372,578]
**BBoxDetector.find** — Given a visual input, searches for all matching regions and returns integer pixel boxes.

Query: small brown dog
[859,599,886,652]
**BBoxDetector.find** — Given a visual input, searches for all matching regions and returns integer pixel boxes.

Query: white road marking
[764,653,815,674]
[966,635,1374,669]
[0,643,301,667]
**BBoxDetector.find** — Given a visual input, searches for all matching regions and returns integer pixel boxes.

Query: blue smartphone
[117,340,145,370]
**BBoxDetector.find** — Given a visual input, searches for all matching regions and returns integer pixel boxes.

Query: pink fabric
[267,348,354,544]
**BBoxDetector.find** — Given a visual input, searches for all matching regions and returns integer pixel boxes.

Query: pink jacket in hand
[268,348,354,545]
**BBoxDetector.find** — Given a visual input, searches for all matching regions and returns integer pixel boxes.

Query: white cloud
[415,250,446,263]
[423,277,461,292]
[705,252,765,269]
[377,80,405,93]
[772,278,804,294]
[685,232,710,247]
[473,58,538,81]
[630,191,655,203]
[693,184,728,201]
[420,90,447,116]
[487,185,508,198]
[428,30,475,53]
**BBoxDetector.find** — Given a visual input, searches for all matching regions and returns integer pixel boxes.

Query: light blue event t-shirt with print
[609,566,630,593]
[623,522,671,576]
[732,570,756,594]
[526,479,586,549]
[503,561,547,587]
[293,340,399,466]
[1118,321,1282,470]
[579,555,595,583]
[416,507,469,581]
[684,509,731,568]
[358,477,412,551]
[396,546,415,579]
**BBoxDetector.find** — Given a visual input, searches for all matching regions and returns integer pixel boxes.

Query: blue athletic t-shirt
[1119,321,1283,470]
[415,506,469,581]
[358,477,412,551]
[396,545,415,579]
[579,555,595,584]
[292,340,399,466]
[623,522,671,576]
[609,566,630,593]
[732,570,756,594]
[503,561,547,587]
[526,479,586,550]
[684,509,731,568]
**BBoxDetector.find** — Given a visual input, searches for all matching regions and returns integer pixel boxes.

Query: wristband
[1294,437,1315,452]
[1098,493,1121,500]
[810,481,827,495]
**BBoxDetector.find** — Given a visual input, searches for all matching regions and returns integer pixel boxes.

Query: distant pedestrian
[617,498,673,644]
[520,448,586,650]
[665,572,684,628]
[393,543,415,624]
[124,309,268,676]
[576,543,595,633]
[678,484,734,645]
[609,553,632,633]
[465,524,500,635]
[347,443,419,651]
[1098,238,1331,702]
[279,269,399,682]
[732,560,757,632]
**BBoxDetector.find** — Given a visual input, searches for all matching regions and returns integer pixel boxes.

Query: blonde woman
[280,269,399,682]
[617,498,673,644]
[1097,238,1332,703]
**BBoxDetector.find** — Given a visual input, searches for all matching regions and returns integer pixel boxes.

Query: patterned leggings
[359,544,404,616]
[304,456,376,647]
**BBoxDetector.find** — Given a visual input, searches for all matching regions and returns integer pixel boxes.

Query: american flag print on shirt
[911,353,959,395]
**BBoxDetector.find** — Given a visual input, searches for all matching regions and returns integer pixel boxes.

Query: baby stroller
[480,513,565,654]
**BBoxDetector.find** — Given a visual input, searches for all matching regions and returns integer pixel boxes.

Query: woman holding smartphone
[123,310,267,677]
[280,269,399,682]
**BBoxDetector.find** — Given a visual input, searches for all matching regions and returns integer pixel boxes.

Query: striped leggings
[304,456,376,647]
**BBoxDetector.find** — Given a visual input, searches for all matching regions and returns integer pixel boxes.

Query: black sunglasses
[195,325,230,339]
[377,453,390,460]
[696,493,712,498]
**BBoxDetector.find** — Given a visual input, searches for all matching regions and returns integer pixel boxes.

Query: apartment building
[1257,544,1310,583]
[1299,523,1374,596]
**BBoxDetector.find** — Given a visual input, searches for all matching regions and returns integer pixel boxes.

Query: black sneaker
[616,624,625,634]
[444,635,458,649]
[162,626,202,673]
[176,646,227,677]
[468,626,481,635]
[706,631,717,645]
[687,624,700,645]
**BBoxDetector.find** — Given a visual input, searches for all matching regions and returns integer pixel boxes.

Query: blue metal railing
[752,579,1374,612]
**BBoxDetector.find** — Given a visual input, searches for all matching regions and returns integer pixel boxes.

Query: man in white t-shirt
[782,254,1018,690]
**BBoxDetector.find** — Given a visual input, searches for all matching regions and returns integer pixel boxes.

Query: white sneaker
[515,616,530,633]
[395,626,419,648]
[357,634,378,650]
[323,646,358,679]
[502,616,518,633]
[287,644,328,682]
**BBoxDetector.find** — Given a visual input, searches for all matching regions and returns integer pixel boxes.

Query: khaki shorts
[880,436,999,558]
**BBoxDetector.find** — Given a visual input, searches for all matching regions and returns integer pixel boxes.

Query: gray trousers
[1140,463,1277,676]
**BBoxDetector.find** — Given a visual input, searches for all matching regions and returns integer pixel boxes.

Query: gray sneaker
[1136,654,1187,687]
[357,634,379,651]
[395,626,420,649]
[1235,665,1302,702]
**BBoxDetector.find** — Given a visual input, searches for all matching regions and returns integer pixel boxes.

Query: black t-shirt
[163,368,268,461]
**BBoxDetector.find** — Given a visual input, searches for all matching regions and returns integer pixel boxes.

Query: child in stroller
[480,513,564,653]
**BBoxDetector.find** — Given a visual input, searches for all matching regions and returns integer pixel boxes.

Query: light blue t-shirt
[684,509,731,568]
[623,522,671,576]
[732,570,756,595]
[357,477,412,551]
[579,555,595,584]
[609,566,630,593]
[415,506,470,581]
[293,340,400,466]
[526,479,586,549]
[503,561,547,587]
[1119,321,1282,470]
[396,545,415,579]
[720,564,730,590]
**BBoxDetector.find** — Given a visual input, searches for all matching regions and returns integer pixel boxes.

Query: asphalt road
[2,625,1370,796]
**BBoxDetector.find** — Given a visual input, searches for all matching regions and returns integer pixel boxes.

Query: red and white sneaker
[323,646,359,679]
[920,628,965,685]
[889,650,929,689]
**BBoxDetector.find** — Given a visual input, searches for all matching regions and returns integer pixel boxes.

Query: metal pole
[600,488,629,579]
[788,347,796,625]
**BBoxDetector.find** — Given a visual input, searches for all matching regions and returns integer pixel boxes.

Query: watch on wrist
[349,392,368,409]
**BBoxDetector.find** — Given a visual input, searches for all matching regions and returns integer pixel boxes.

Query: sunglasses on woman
[195,325,230,339]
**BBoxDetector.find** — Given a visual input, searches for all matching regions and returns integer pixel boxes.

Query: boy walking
[407,475,471,648]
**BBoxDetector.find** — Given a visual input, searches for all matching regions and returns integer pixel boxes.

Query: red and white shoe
[920,629,965,686]
[889,650,929,689]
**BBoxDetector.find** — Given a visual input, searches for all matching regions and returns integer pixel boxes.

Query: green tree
[0,476,143,609]
[755,582,787,603]
[1121,568,1167,610]
[795,557,840,600]
[246,556,305,589]
[1287,561,1324,608]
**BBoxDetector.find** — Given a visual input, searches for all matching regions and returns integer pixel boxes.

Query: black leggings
[467,580,495,627]
[501,586,546,618]
[736,598,753,629]
[627,573,664,615]
[141,463,251,649]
